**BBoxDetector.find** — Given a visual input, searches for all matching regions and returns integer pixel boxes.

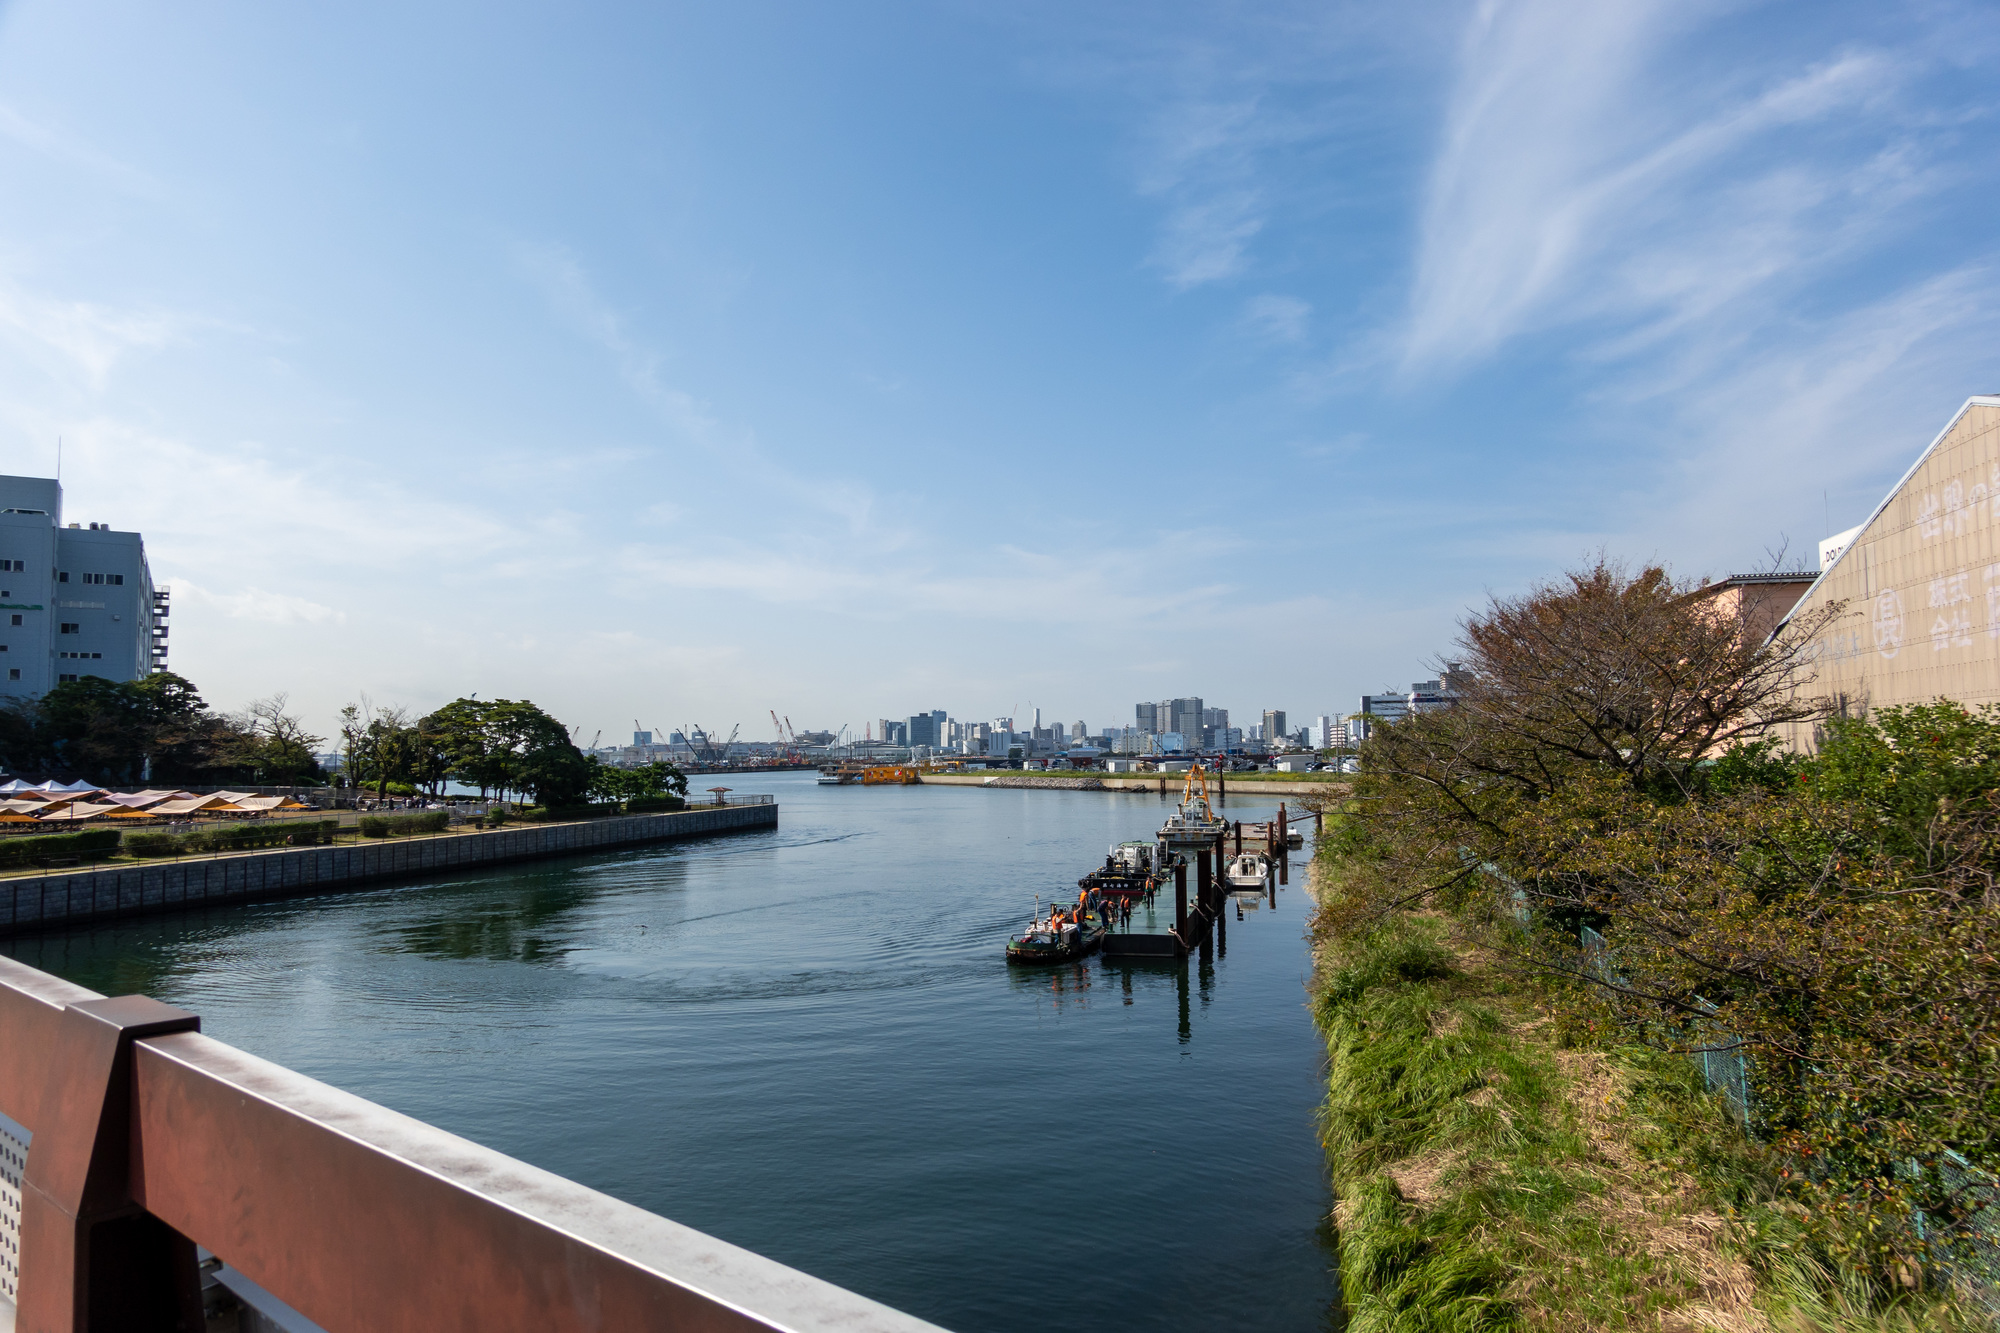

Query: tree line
[338,697,684,807]
[0,675,686,809]
[0,673,321,786]
[1327,558,1998,1278]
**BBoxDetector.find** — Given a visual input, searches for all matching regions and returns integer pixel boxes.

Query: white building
[0,476,163,701]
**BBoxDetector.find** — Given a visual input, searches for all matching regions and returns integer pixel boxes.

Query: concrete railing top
[0,950,943,1333]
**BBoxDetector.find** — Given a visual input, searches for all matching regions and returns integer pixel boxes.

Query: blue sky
[0,0,1994,743]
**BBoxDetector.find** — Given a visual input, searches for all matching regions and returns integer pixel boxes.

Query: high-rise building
[1262,710,1287,743]
[0,475,163,702]
[1158,697,1203,743]
[1201,707,1229,731]
[1071,720,1086,740]
[906,711,947,748]
[1134,701,1159,733]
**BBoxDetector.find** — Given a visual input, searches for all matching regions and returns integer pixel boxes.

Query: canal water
[4,772,1337,1331]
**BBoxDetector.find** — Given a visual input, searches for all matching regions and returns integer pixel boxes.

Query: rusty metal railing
[0,954,945,1333]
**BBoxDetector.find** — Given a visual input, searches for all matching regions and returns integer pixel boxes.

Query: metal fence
[1576,922,1996,1314]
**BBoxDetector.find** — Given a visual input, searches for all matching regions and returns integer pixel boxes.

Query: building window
[8,615,19,627]
[7,669,17,681]
[0,559,20,572]
[57,673,76,683]
[109,574,123,585]
[83,572,101,585]
[57,571,68,583]
[59,623,79,634]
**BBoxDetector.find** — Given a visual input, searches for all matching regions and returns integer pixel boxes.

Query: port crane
[679,724,726,765]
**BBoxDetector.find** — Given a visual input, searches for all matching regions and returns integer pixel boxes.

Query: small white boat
[1223,852,1270,891]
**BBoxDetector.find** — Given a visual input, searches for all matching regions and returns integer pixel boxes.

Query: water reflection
[374,874,611,964]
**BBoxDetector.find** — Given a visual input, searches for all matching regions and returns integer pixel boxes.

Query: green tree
[237,695,324,785]
[424,697,588,805]
[427,698,506,797]
[35,676,158,783]
[338,700,415,800]
[586,759,687,802]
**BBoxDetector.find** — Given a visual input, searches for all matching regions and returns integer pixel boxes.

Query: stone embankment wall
[0,804,777,934]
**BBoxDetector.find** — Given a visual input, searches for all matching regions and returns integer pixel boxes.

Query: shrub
[121,831,181,858]
[154,820,339,854]
[359,812,447,838]
[0,828,122,868]
[624,795,685,813]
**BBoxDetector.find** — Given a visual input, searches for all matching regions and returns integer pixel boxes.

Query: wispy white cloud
[1241,293,1310,343]
[0,102,161,196]
[176,580,345,626]
[1399,0,1929,373]
[0,287,181,389]
[1141,98,1269,288]
[511,240,890,536]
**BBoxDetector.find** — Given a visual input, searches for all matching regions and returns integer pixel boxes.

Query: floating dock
[1100,787,1312,958]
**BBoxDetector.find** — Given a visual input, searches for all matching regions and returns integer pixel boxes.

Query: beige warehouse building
[1779,394,2000,720]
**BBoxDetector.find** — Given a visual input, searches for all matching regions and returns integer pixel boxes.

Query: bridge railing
[0,953,942,1333]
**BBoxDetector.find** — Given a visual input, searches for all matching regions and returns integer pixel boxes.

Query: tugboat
[1223,851,1271,892]
[1006,891,1108,965]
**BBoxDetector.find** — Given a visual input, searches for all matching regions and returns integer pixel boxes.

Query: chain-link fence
[1577,922,1994,1314]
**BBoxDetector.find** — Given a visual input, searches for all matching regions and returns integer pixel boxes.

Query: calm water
[5,773,1337,1331]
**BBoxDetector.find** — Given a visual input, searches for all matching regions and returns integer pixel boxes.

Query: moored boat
[1005,891,1108,964]
[1223,851,1270,891]
[1159,766,1227,855]
[1078,841,1164,898]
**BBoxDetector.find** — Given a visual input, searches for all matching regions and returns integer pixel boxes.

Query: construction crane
[679,724,717,765]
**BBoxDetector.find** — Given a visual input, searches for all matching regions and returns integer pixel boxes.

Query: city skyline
[0,1,1992,742]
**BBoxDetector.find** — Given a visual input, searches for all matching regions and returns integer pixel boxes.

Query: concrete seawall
[920,773,1349,798]
[0,803,778,935]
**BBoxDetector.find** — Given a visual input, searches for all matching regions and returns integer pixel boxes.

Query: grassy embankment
[1308,849,1980,1333]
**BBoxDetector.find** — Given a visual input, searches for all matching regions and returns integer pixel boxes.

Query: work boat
[1006,892,1107,965]
[816,765,858,785]
[1158,765,1228,860]
[1223,852,1270,892]
[1078,841,1164,898]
